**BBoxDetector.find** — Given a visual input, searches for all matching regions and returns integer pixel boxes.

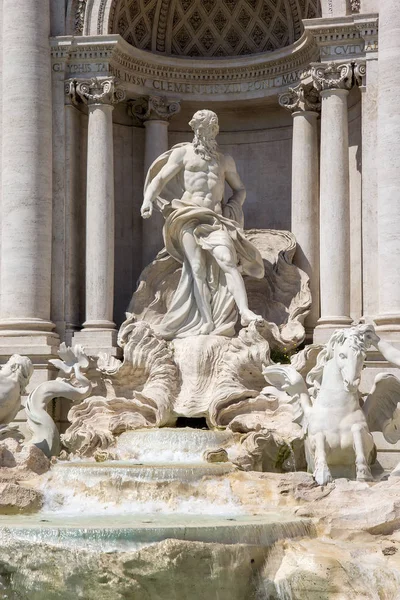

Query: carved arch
[67,0,321,42]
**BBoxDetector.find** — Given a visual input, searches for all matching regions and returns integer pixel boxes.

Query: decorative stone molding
[304,15,378,61]
[65,77,126,105]
[311,62,353,92]
[100,0,320,56]
[350,0,360,13]
[75,0,88,34]
[279,83,320,113]
[51,34,319,102]
[129,96,181,121]
[355,17,378,56]
[354,60,366,88]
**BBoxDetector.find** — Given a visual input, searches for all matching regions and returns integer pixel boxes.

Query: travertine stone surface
[64,104,82,344]
[130,96,181,267]
[312,63,353,343]
[142,120,169,267]
[0,0,56,339]
[376,0,400,340]
[360,59,379,318]
[67,77,126,354]
[279,84,320,338]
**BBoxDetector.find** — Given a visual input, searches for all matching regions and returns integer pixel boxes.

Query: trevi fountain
[1,0,400,598]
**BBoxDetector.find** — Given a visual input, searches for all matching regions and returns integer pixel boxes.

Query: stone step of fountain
[50,460,235,482]
[114,427,240,463]
[0,513,315,552]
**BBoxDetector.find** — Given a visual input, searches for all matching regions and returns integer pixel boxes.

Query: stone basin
[0,512,315,551]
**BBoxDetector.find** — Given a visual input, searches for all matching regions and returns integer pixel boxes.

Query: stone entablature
[304,13,378,60]
[51,32,318,102]
[52,12,377,103]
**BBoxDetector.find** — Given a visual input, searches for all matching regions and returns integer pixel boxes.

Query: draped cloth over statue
[131,143,264,340]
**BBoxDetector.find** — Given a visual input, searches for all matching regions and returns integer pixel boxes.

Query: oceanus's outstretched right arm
[141,147,185,219]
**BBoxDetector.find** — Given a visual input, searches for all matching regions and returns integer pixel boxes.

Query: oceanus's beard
[192,132,218,161]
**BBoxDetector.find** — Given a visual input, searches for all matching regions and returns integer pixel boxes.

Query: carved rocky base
[62,318,276,456]
[61,228,311,458]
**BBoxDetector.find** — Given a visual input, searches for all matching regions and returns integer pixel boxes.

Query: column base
[374,314,400,347]
[73,328,121,358]
[313,316,353,344]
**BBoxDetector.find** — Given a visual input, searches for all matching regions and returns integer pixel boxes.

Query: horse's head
[332,329,367,393]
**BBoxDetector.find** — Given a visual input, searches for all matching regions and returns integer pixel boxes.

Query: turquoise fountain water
[0,429,314,599]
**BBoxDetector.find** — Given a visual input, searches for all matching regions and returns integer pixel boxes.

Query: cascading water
[0,428,315,599]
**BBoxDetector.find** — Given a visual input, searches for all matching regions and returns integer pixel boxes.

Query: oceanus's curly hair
[189,109,219,161]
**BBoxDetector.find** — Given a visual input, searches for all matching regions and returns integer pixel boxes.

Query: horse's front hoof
[313,464,332,486]
[356,464,373,482]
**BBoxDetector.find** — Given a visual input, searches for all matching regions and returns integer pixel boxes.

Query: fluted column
[131,96,181,268]
[68,77,125,355]
[279,83,320,340]
[0,0,58,354]
[375,1,400,342]
[312,62,353,343]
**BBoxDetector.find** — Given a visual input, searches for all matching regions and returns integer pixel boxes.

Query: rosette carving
[311,62,353,92]
[129,96,181,121]
[65,77,126,106]
[279,83,320,113]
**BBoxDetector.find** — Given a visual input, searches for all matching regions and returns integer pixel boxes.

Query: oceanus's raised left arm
[223,154,246,227]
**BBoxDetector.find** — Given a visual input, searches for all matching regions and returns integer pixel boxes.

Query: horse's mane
[306,325,371,398]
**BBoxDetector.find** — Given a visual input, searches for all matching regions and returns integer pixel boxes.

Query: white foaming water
[38,462,243,517]
[116,428,237,463]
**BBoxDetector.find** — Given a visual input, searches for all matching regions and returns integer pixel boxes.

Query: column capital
[354,60,366,89]
[279,83,320,114]
[311,62,353,93]
[129,95,181,122]
[65,77,126,106]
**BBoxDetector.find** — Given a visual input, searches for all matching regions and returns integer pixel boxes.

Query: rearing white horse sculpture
[264,324,400,485]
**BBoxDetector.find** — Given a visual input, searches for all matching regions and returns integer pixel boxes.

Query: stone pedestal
[311,63,353,343]
[375,1,400,343]
[279,84,320,341]
[67,78,125,356]
[131,96,181,268]
[0,0,59,360]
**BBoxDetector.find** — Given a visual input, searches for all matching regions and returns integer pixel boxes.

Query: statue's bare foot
[240,309,263,327]
[199,322,214,335]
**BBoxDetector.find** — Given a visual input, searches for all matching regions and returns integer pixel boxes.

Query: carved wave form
[62,319,178,455]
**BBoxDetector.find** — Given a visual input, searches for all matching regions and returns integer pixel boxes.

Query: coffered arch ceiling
[108,0,321,58]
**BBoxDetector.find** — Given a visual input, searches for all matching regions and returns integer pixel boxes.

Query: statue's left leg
[312,431,332,485]
[351,422,374,481]
[212,245,262,326]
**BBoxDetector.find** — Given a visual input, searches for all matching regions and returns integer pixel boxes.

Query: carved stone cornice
[311,62,353,92]
[51,34,319,102]
[65,77,126,106]
[279,83,320,113]
[129,96,181,122]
